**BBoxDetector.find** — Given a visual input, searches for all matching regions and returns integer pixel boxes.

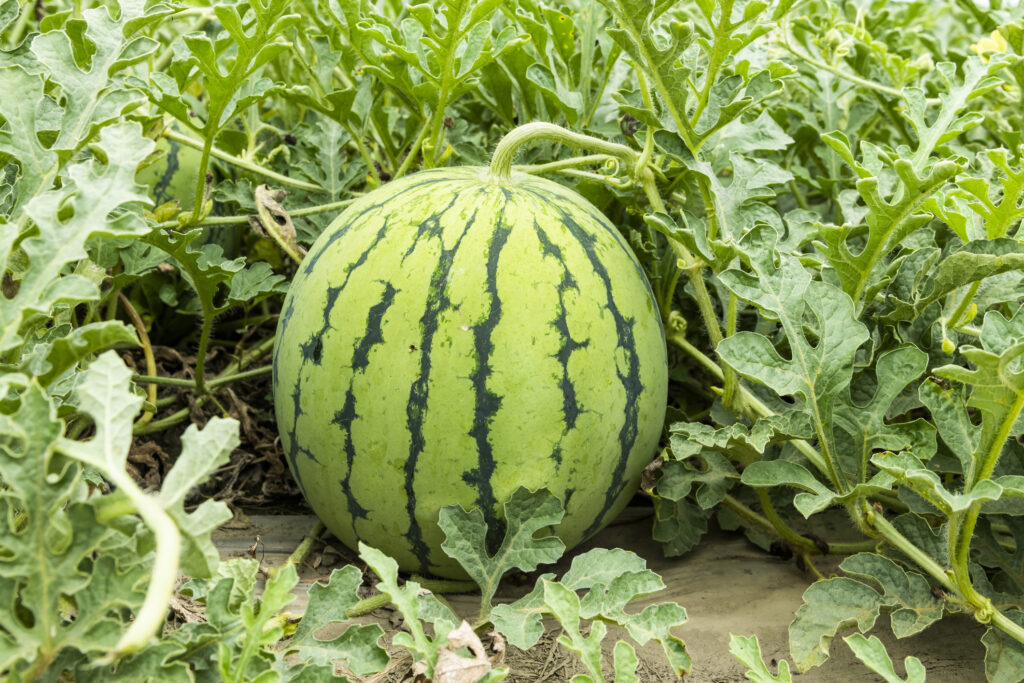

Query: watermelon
[272,167,668,577]
[137,133,204,211]
[136,131,239,255]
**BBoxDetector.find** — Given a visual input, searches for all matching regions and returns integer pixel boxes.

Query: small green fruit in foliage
[273,167,668,578]
[137,132,204,211]
[137,128,239,256]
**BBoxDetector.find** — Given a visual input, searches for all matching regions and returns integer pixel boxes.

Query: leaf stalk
[163,128,323,193]
[96,469,181,661]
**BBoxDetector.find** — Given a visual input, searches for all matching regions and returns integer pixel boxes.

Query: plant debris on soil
[123,343,307,513]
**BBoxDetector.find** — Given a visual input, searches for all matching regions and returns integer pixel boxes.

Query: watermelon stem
[722,292,740,408]
[152,197,359,232]
[132,364,273,390]
[487,122,638,184]
[117,293,159,428]
[191,129,216,225]
[394,118,434,180]
[515,153,619,177]
[720,494,877,556]
[164,127,323,194]
[866,502,1024,646]
[636,162,740,413]
[634,97,657,179]
[268,519,325,581]
[629,68,743,414]
[344,577,477,619]
[667,330,833,478]
[134,335,276,435]
[194,313,213,395]
[91,468,182,663]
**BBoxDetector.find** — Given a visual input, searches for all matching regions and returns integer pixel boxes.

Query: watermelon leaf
[73,641,193,683]
[0,384,147,675]
[490,547,690,677]
[60,353,239,581]
[717,224,869,486]
[8,0,1024,678]
[838,554,942,639]
[143,232,245,316]
[546,579,611,681]
[655,452,739,510]
[358,542,458,679]
[900,59,1003,170]
[814,135,961,309]
[0,352,243,676]
[344,0,527,164]
[488,577,550,651]
[668,411,814,461]
[439,486,566,620]
[217,562,298,682]
[612,640,641,683]
[279,565,388,677]
[19,320,139,389]
[156,416,238,579]
[882,239,1024,325]
[107,558,387,682]
[982,610,1024,683]
[226,260,289,306]
[729,634,793,683]
[651,495,709,556]
[137,0,298,138]
[544,571,690,683]
[143,230,287,392]
[0,121,153,355]
[843,634,926,683]
[789,577,888,671]
[0,1,164,221]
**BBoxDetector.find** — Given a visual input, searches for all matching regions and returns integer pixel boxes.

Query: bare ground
[212,513,986,682]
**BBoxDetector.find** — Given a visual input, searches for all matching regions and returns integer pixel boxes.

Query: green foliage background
[2,0,1024,680]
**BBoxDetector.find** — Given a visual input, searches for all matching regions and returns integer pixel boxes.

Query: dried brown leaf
[641,455,664,493]
[225,387,255,439]
[434,621,497,683]
[127,441,167,489]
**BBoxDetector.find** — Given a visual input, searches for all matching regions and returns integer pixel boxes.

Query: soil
[212,513,987,682]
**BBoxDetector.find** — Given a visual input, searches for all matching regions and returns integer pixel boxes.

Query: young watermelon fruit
[273,167,668,577]
[137,133,204,211]
[136,129,239,255]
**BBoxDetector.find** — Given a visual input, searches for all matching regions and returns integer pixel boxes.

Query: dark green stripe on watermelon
[332,281,398,540]
[273,167,668,578]
[299,217,392,367]
[402,203,478,566]
[464,205,511,553]
[555,207,645,540]
[298,176,442,277]
[137,134,200,210]
[532,220,587,443]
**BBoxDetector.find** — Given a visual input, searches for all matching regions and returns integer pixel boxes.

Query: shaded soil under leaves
[123,341,307,513]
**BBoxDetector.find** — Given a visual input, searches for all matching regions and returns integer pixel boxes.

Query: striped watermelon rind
[273,167,668,578]
[137,134,203,210]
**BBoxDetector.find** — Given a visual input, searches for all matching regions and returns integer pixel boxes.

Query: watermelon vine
[3,0,1024,681]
